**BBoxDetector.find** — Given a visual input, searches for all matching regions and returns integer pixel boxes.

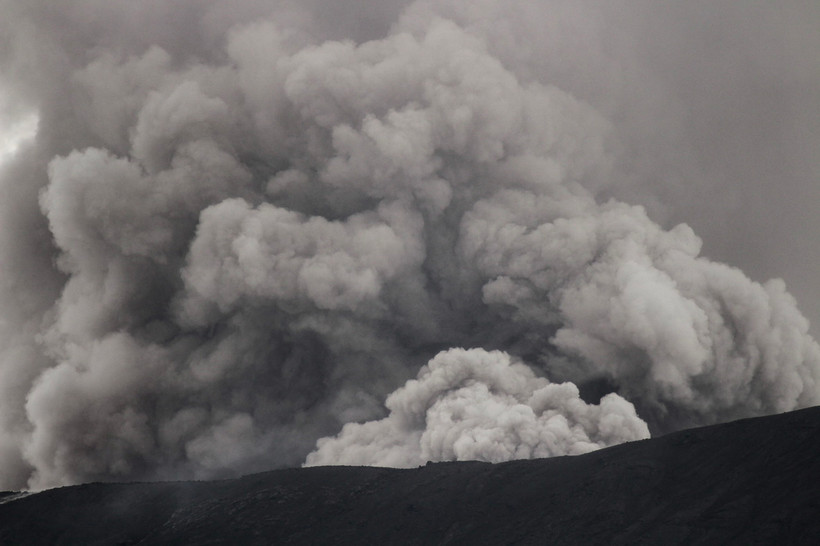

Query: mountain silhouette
[1,406,818,545]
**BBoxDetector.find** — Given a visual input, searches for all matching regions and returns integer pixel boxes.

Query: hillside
[1,406,819,545]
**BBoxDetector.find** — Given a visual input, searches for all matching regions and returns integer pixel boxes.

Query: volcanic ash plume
[306,348,649,467]
[0,1,818,490]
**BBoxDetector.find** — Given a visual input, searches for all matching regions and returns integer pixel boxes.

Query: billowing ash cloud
[0,0,818,490]
[306,348,649,467]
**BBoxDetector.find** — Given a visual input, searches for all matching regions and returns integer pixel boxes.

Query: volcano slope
[1,406,818,545]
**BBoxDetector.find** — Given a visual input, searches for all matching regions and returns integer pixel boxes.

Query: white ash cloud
[306,348,649,467]
[0,0,818,489]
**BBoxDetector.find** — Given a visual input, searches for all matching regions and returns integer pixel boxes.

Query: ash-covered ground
[1,405,818,545]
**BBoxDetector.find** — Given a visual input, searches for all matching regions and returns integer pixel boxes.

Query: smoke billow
[0,0,818,490]
[306,348,649,467]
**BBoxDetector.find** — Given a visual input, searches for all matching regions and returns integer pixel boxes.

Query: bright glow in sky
[0,112,38,165]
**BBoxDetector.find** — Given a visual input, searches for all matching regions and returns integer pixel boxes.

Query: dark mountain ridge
[2,406,819,545]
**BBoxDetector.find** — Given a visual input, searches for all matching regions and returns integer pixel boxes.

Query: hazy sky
[0,113,35,164]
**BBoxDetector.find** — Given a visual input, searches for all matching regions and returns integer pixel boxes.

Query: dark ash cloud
[0,0,817,490]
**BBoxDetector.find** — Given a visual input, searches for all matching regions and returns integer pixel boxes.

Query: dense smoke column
[0,1,818,490]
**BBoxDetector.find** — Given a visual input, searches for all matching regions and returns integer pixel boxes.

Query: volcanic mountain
[1,405,818,545]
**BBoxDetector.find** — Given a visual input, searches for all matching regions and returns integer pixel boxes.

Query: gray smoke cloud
[306,348,650,467]
[0,0,818,490]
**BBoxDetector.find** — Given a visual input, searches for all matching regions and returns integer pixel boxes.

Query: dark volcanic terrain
[1,406,819,545]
